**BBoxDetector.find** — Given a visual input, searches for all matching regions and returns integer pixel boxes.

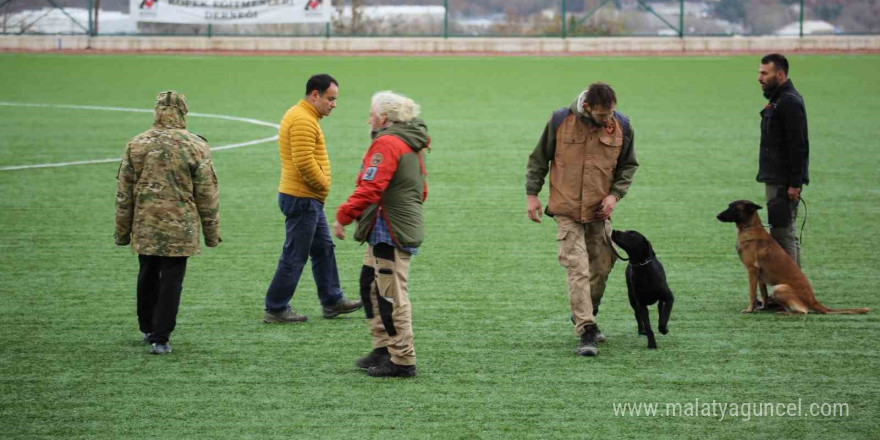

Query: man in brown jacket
[115,90,221,355]
[525,83,639,357]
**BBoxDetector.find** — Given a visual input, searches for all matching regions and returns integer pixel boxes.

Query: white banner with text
[131,0,331,24]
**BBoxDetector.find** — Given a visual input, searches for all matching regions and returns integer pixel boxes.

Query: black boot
[571,313,605,343]
[356,347,390,371]
[367,359,417,377]
[577,325,599,356]
[594,325,606,343]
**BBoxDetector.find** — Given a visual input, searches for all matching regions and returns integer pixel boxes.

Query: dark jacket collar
[768,79,796,103]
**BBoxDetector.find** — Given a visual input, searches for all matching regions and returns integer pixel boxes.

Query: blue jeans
[265,194,343,312]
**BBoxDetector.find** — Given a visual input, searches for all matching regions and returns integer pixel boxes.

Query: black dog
[611,230,674,349]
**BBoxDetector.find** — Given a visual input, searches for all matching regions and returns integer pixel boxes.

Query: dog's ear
[744,202,762,213]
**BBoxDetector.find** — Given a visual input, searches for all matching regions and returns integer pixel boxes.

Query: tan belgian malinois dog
[717,200,869,315]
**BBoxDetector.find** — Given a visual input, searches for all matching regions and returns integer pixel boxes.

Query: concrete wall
[2,35,879,54]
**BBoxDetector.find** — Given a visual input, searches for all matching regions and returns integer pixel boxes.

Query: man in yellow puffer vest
[264,74,362,323]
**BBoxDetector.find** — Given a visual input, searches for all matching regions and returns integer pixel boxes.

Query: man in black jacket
[757,53,809,266]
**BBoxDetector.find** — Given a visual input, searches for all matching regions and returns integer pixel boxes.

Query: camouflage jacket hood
[153,106,186,130]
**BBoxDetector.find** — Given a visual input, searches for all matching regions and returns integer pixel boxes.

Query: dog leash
[762,196,808,244]
[797,197,807,244]
[602,220,653,265]
[603,219,629,261]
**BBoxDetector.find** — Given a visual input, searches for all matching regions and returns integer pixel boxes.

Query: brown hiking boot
[577,325,599,356]
[356,347,391,371]
[263,307,308,323]
[322,298,363,319]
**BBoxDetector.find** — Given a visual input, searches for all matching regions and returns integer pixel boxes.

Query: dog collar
[736,222,769,244]
[631,257,653,267]
[737,231,767,244]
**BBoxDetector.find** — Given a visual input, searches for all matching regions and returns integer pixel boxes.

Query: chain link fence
[2,0,878,37]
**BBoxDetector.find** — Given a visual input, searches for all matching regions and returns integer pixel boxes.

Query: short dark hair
[761,53,789,75]
[585,82,617,109]
[305,74,338,96]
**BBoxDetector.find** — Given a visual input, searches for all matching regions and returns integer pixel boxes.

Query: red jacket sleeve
[420,154,428,202]
[336,137,401,225]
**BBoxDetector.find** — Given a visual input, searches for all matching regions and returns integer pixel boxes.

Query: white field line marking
[0,102,279,171]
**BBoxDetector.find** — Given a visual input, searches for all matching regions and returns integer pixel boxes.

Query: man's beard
[583,107,602,126]
[762,79,780,99]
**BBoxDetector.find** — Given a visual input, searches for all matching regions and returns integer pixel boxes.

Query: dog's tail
[812,303,871,314]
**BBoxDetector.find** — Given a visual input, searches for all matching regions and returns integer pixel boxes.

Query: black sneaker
[149,342,171,355]
[577,325,599,356]
[367,360,417,378]
[264,307,308,323]
[356,347,391,371]
[322,298,363,319]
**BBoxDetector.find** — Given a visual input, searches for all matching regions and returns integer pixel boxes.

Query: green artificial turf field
[0,53,878,439]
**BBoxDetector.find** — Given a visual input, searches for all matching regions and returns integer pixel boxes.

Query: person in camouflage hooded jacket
[115,90,221,354]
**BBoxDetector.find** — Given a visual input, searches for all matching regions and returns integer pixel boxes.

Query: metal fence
[2,0,877,37]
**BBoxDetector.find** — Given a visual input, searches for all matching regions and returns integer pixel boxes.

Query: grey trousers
[765,184,801,266]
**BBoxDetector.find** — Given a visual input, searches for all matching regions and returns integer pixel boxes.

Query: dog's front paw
[647,342,657,349]
[659,326,669,335]
[741,308,755,314]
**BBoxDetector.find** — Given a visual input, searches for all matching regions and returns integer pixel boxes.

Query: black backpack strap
[614,110,631,135]
[551,107,571,133]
